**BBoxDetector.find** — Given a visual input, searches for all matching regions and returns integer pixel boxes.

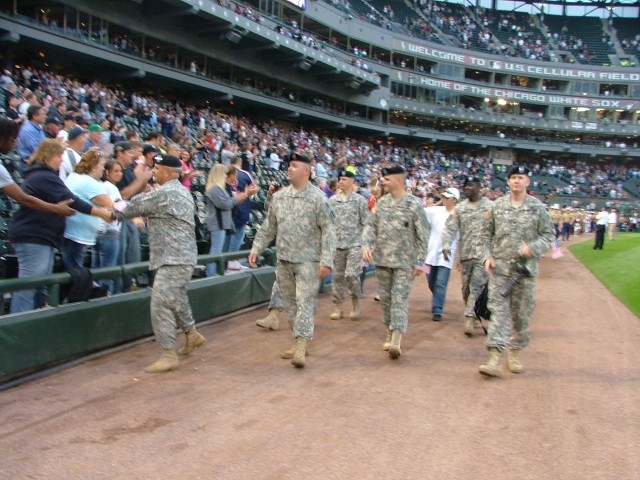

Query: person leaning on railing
[7,139,112,314]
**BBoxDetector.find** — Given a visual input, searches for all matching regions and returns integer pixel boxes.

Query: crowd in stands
[0,62,638,313]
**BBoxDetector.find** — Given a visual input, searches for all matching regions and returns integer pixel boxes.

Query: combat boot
[478,348,502,377]
[388,331,403,359]
[330,303,343,320]
[349,296,360,320]
[464,316,475,337]
[382,330,393,351]
[291,337,308,368]
[144,349,179,373]
[508,349,524,374]
[177,327,206,355]
[256,308,281,330]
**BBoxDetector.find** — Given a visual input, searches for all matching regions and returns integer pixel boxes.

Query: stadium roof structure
[458,0,640,17]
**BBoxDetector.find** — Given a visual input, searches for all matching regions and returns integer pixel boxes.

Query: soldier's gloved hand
[442,249,451,261]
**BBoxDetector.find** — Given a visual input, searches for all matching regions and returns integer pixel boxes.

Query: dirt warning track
[1,247,639,480]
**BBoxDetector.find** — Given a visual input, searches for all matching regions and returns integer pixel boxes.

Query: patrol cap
[153,153,182,168]
[337,170,355,179]
[381,165,406,176]
[290,152,312,164]
[507,165,530,178]
[442,187,460,200]
[463,176,481,186]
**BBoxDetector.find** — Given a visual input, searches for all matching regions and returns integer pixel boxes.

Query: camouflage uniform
[481,195,555,352]
[442,197,492,318]
[119,179,197,349]
[268,280,284,310]
[362,193,429,333]
[329,191,369,303]
[250,184,336,340]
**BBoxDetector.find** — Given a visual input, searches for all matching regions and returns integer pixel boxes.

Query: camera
[499,260,532,297]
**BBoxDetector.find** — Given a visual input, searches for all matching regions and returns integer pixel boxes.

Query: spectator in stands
[59,126,88,181]
[62,149,114,272]
[226,156,258,256]
[0,118,74,216]
[43,117,63,140]
[179,149,202,191]
[114,141,152,291]
[83,123,106,153]
[46,101,67,125]
[5,94,24,124]
[8,139,111,313]
[17,104,46,172]
[204,164,250,276]
[93,160,124,293]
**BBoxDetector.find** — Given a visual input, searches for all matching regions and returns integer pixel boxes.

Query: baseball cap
[142,144,160,156]
[442,187,460,200]
[88,123,102,132]
[67,126,88,141]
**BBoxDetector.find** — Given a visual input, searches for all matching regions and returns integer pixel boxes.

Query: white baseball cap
[442,187,460,200]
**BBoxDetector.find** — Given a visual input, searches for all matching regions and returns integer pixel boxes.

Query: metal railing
[0,249,276,309]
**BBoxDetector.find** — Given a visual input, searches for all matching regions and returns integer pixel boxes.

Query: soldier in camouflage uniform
[441,176,493,337]
[362,165,430,360]
[479,166,554,377]
[116,154,205,373]
[329,170,369,321]
[249,153,336,368]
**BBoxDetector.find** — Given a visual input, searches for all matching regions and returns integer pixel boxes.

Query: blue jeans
[117,220,141,292]
[206,229,227,277]
[61,238,88,273]
[427,265,451,315]
[92,233,120,293]
[10,243,55,313]
[225,224,247,252]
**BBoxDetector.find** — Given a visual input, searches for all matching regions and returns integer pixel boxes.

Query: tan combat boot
[177,327,206,355]
[464,316,475,337]
[508,349,524,374]
[281,344,295,359]
[330,303,343,320]
[478,348,502,377]
[256,308,281,330]
[382,330,393,351]
[291,337,308,368]
[388,331,403,359]
[144,349,179,373]
[349,297,360,320]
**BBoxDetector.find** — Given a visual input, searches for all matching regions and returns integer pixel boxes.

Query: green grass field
[569,232,640,317]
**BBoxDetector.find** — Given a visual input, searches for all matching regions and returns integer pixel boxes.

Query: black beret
[290,152,312,164]
[463,176,481,185]
[507,165,530,178]
[153,154,181,168]
[337,170,355,179]
[381,165,406,176]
